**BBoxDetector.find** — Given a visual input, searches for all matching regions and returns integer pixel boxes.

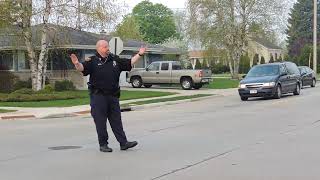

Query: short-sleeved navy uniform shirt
[82,52,132,93]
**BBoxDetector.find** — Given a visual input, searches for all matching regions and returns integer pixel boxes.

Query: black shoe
[100,145,113,152]
[120,141,138,150]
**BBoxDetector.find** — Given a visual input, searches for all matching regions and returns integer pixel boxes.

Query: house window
[0,51,13,70]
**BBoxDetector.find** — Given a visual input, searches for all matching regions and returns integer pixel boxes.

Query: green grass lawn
[122,94,212,107]
[0,109,17,113]
[0,90,176,108]
[207,78,240,89]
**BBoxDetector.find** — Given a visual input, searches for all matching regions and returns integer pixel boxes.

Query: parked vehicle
[238,62,302,101]
[126,61,212,90]
[298,66,317,88]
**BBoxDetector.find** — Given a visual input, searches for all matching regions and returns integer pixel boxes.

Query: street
[1,86,320,180]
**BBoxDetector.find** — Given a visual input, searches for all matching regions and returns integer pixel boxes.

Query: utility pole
[313,0,317,72]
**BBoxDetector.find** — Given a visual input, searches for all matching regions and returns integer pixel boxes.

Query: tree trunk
[36,0,52,91]
[21,0,39,91]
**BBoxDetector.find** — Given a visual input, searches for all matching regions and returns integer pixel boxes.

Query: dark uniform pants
[90,94,127,146]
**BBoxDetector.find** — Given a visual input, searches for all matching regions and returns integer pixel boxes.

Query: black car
[298,66,317,88]
[238,62,302,101]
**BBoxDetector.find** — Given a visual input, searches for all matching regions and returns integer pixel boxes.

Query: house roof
[251,37,282,50]
[188,50,205,58]
[0,24,181,54]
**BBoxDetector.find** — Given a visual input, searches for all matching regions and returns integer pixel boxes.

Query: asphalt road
[1,86,320,180]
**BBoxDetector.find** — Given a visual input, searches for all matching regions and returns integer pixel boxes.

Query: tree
[113,15,144,41]
[252,54,259,66]
[187,0,285,79]
[287,0,320,57]
[2,0,121,91]
[194,59,202,69]
[132,0,179,44]
[260,56,266,64]
[239,55,250,74]
[249,23,279,45]
[270,54,275,63]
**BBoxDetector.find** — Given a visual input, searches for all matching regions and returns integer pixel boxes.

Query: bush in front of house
[211,63,230,74]
[39,84,55,94]
[239,55,250,74]
[54,80,76,91]
[13,79,32,90]
[0,91,82,102]
[13,77,50,91]
[0,66,17,93]
[11,88,34,94]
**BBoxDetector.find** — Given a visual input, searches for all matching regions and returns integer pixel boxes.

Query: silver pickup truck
[126,61,212,90]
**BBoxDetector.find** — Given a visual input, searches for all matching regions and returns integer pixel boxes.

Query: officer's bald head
[96,40,109,57]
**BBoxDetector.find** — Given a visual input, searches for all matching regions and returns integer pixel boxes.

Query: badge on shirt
[113,61,117,67]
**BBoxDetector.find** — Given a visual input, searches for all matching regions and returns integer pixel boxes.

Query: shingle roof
[0,24,181,54]
[251,37,282,50]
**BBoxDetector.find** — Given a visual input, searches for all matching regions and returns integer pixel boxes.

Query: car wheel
[144,84,152,88]
[274,85,282,99]
[293,83,301,95]
[311,79,316,87]
[193,83,203,90]
[241,96,248,101]
[181,78,193,90]
[131,77,142,88]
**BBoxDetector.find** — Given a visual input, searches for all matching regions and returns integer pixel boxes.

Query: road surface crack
[150,147,240,180]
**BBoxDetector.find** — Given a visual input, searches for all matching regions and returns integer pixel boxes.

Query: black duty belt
[90,88,120,98]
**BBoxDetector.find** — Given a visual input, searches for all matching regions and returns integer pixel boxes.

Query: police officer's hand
[70,54,79,65]
[139,46,147,55]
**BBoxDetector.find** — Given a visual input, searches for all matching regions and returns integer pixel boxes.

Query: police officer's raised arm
[131,47,147,66]
[70,54,84,72]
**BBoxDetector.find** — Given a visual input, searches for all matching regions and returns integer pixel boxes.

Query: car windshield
[247,65,280,77]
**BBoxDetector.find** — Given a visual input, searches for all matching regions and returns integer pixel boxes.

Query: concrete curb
[1,95,218,120]
[69,95,218,116]
[1,115,36,120]
[130,95,219,111]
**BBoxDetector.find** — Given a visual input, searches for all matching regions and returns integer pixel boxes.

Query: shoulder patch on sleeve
[85,56,95,62]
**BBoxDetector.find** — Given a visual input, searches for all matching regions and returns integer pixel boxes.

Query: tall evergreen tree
[287,0,320,57]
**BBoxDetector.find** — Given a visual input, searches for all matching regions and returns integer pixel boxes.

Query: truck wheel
[144,84,152,88]
[181,78,193,90]
[193,84,203,89]
[131,77,142,88]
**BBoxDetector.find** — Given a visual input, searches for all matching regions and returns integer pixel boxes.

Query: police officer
[70,40,146,152]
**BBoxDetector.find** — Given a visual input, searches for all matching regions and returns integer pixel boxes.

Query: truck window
[148,63,160,71]
[161,63,169,71]
[172,62,182,70]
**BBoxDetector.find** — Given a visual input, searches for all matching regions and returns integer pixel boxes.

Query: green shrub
[253,54,259,66]
[260,56,266,64]
[211,63,230,74]
[194,59,202,69]
[54,80,75,91]
[239,55,250,74]
[13,79,32,90]
[269,54,274,63]
[11,88,34,94]
[0,92,81,102]
[38,84,55,94]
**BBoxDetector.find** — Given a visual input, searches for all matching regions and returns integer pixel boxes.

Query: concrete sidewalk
[0,88,235,120]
